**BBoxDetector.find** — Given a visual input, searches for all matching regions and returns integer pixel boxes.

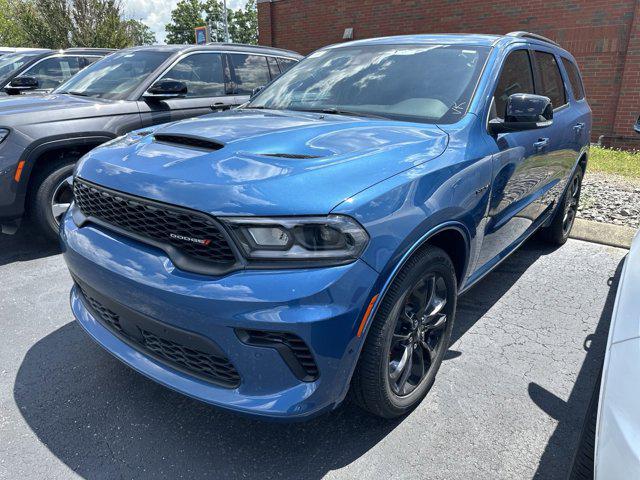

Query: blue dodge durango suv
[61,32,591,419]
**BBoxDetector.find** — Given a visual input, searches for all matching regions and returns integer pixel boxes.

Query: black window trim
[141,49,299,100]
[486,46,537,126]
[559,55,586,102]
[530,48,569,112]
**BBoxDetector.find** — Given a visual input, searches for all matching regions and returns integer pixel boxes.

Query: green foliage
[590,146,640,179]
[0,0,28,46]
[4,0,156,49]
[165,0,258,45]
[124,19,157,46]
[165,0,206,44]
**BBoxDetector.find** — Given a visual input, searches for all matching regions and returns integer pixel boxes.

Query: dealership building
[257,0,640,148]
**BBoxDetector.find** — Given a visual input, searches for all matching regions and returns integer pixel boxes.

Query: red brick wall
[258,0,640,149]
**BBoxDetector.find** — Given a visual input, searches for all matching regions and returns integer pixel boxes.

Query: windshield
[249,44,490,124]
[55,50,171,100]
[0,52,41,85]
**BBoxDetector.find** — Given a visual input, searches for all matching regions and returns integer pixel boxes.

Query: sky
[123,0,249,44]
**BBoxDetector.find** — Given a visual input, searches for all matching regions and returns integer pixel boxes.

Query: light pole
[223,0,230,42]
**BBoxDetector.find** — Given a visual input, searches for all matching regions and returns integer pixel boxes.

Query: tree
[0,0,28,46]
[165,0,258,45]
[229,0,257,45]
[165,0,206,45]
[11,0,156,49]
[124,19,157,46]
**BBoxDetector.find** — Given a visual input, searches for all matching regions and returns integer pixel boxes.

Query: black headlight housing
[220,215,369,266]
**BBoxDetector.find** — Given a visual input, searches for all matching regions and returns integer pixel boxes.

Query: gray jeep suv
[0,43,301,239]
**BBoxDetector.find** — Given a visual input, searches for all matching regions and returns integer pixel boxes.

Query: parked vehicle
[0,47,47,57]
[61,32,591,420]
[570,125,640,479]
[0,48,113,96]
[0,43,301,239]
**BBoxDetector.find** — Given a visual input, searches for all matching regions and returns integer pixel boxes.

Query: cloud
[123,0,248,44]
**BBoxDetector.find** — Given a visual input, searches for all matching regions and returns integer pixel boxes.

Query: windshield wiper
[293,107,388,120]
[65,91,90,97]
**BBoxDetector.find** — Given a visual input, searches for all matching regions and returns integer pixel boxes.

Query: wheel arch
[358,221,471,342]
[17,133,116,206]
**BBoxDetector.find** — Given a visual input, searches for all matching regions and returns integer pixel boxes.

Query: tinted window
[162,53,225,97]
[0,52,42,85]
[561,57,585,100]
[24,56,81,90]
[81,56,101,68]
[229,54,271,95]
[534,51,566,108]
[277,57,296,73]
[55,50,171,100]
[250,45,490,124]
[493,50,535,119]
[267,56,280,79]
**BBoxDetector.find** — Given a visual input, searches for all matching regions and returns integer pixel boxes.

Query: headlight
[221,215,369,264]
[0,128,9,144]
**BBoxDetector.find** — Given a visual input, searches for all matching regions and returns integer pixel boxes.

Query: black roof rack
[506,31,559,47]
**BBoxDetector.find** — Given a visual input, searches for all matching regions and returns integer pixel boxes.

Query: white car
[572,230,640,478]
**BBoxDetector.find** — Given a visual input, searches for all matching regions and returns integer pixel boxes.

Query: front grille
[139,329,241,387]
[77,285,241,388]
[73,179,236,268]
[78,286,123,334]
[237,329,319,381]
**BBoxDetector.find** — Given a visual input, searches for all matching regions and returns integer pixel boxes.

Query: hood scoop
[154,134,224,151]
[260,153,321,159]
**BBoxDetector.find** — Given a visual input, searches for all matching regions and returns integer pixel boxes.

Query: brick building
[257,0,640,149]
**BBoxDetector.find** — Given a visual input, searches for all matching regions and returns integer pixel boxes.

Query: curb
[570,218,636,249]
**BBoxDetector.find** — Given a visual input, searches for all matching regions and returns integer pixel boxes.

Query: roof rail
[506,31,559,47]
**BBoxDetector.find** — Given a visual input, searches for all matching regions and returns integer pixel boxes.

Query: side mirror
[143,79,187,100]
[634,116,640,134]
[7,76,39,92]
[489,94,553,135]
[251,86,264,99]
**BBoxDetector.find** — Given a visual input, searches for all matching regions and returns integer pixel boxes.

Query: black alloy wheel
[388,273,449,396]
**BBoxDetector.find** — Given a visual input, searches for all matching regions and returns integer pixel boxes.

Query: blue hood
[76,109,449,215]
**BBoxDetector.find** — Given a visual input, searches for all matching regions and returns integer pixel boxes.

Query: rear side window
[162,53,225,97]
[81,56,101,68]
[266,56,280,79]
[561,57,585,100]
[228,53,271,95]
[277,57,296,73]
[24,56,81,90]
[493,49,535,119]
[533,51,567,109]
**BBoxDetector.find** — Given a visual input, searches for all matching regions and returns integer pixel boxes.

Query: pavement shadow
[12,238,557,480]
[529,257,624,479]
[0,222,60,267]
[451,237,558,347]
[13,321,403,479]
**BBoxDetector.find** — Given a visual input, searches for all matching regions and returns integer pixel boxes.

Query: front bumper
[61,211,379,420]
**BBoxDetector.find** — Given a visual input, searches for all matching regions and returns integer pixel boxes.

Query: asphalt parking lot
[0,227,627,480]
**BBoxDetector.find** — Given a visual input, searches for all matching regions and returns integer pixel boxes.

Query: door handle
[211,102,230,111]
[573,122,585,133]
[533,138,549,151]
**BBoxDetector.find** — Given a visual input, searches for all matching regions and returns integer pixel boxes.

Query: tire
[538,168,583,246]
[350,246,457,418]
[28,158,76,242]
[569,369,601,479]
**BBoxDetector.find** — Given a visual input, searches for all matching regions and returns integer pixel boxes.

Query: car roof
[122,43,303,59]
[323,32,567,51]
[60,48,117,55]
[0,47,51,53]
